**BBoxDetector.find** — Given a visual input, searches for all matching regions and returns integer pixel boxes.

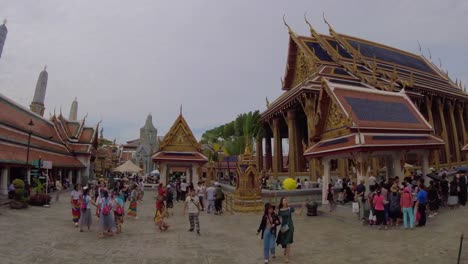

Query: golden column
[272,118,283,179]
[301,95,318,181]
[264,134,272,171]
[425,95,440,169]
[457,103,467,162]
[287,110,298,177]
[436,98,451,166]
[256,137,264,171]
[448,100,461,165]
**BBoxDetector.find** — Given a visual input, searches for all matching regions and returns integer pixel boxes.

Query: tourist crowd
[68,177,226,238]
[326,168,467,230]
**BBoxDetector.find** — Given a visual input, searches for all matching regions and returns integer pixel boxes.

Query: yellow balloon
[282,178,297,190]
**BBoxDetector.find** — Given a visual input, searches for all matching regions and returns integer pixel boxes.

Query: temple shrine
[152,112,208,186]
[258,17,468,188]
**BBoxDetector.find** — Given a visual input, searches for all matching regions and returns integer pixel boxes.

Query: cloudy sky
[0,0,467,142]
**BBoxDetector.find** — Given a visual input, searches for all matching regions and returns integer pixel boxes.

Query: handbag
[352,202,359,213]
[280,208,291,233]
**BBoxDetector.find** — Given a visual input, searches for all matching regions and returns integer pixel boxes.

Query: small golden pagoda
[232,140,263,212]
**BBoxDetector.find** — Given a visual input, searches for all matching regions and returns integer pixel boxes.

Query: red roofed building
[0,93,98,195]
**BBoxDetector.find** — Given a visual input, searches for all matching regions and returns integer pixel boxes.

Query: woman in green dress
[276,197,300,263]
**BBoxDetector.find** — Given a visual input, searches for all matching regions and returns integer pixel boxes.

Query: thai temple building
[259,18,468,184]
[0,23,99,195]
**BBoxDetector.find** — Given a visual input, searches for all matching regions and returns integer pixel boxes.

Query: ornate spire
[30,66,49,116]
[0,18,8,59]
[69,97,78,121]
[2,19,6,25]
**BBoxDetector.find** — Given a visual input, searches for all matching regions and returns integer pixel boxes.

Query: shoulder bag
[280,208,291,233]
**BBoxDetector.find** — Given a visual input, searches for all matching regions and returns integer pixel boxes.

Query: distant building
[120,114,161,174]
[0,19,7,59]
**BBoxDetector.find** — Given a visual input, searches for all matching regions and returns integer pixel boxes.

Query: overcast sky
[0,0,467,142]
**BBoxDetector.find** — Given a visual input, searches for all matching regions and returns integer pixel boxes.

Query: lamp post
[25,119,34,184]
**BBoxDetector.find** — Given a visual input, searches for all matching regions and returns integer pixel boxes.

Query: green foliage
[32,178,44,194]
[12,179,25,189]
[99,138,113,147]
[201,110,264,157]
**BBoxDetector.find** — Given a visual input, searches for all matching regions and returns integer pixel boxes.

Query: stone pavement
[1,191,467,264]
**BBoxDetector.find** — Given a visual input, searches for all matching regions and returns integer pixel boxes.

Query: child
[127,185,138,219]
[155,198,170,231]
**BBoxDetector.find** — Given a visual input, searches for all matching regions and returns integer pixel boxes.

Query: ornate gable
[159,114,201,152]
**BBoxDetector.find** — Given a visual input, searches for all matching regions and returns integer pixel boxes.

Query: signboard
[42,161,53,169]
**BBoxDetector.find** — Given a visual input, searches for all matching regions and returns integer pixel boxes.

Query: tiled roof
[304,133,444,158]
[0,142,85,168]
[152,151,208,163]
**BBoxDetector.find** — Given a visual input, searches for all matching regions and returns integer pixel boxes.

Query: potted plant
[10,179,28,209]
[28,178,51,206]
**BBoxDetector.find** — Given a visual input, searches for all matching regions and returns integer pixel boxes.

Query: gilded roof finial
[282,14,293,34]
[304,13,317,37]
[281,76,285,87]
[44,65,47,71]
[417,40,422,55]
[2,18,6,25]
[322,12,336,34]
[427,48,432,60]
[180,104,182,115]
[266,97,270,108]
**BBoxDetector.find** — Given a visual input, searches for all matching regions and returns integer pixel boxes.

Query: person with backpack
[214,183,225,215]
[79,186,95,232]
[183,188,201,235]
[97,190,115,238]
[114,190,125,234]
[388,184,401,227]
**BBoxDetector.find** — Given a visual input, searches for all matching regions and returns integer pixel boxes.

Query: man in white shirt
[369,175,376,186]
[196,182,206,211]
[205,183,216,214]
[181,179,188,201]
[183,188,201,235]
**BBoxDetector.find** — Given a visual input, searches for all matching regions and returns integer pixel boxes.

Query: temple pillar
[421,150,430,186]
[265,135,272,172]
[372,158,379,177]
[309,159,317,182]
[192,164,199,188]
[436,98,451,166]
[295,122,306,172]
[321,157,331,204]
[392,151,405,178]
[286,110,298,177]
[272,118,283,178]
[457,103,467,162]
[338,159,346,178]
[0,167,9,195]
[448,101,461,164]
[425,95,440,169]
[77,170,82,185]
[385,155,393,181]
[256,137,264,171]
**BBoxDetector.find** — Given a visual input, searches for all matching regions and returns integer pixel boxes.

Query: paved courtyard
[1,190,468,264]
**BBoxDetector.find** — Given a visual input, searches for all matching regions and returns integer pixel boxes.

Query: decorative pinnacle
[282,14,293,33]
[44,65,47,71]
[2,19,6,25]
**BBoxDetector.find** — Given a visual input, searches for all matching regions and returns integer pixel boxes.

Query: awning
[304,133,444,158]
[152,151,208,163]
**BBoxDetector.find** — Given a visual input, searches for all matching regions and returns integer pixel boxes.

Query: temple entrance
[152,113,208,187]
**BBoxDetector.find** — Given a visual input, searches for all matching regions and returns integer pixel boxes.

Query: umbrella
[113,160,143,174]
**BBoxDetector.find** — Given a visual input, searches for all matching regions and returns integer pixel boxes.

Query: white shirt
[186,196,200,214]
[181,182,188,192]
[197,186,205,197]
[71,190,81,200]
[82,195,92,209]
[206,186,216,200]
[369,176,376,186]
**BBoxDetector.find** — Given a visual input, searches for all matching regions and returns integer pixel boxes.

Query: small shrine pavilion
[303,79,444,203]
[152,113,208,186]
